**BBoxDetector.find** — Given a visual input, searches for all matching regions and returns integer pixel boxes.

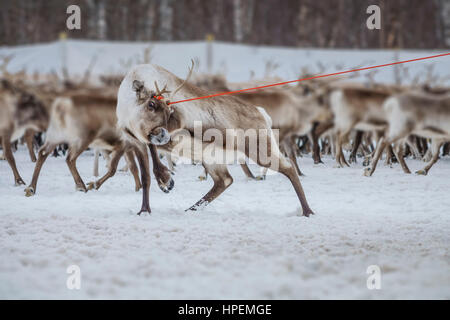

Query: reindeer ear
[132,80,144,93]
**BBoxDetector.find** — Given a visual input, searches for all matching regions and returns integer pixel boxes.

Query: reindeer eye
[148,101,156,111]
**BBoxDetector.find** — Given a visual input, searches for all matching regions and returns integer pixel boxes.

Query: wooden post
[59,32,69,80]
[206,33,215,74]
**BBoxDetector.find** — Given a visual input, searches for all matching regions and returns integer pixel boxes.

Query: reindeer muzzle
[149,127,170,145]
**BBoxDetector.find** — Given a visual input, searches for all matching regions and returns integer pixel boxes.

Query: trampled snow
[0,147,449,299]
[0,40,449,299]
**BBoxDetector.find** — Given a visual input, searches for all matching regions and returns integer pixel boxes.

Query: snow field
[0,147,449,299]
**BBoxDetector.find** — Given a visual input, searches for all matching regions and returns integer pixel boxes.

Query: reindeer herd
[0,54,449,216]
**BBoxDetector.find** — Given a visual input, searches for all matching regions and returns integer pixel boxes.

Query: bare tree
[0,0,447,49]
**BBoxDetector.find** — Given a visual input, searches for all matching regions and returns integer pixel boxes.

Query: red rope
[168,52,450,105]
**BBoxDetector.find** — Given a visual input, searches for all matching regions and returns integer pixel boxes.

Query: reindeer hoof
[303,209,314,217]
[24,187,35,197]
[86,182,97,191]
[76,185,88,193]
[137,208,151,215]
[158,177,174,193]
[185,200,208,212]
[415,169,427,176]
[135,184,142,192]
[0,154,5,160]
[363,168,372,177]
[15,178,26,186]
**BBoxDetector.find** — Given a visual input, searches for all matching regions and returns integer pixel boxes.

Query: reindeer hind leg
[247,131,314,216]
[65,140,92,193]
[126,149,142,191]
[87,146,124,191]
[24,129,37,163]
[240,162,256,180]
[392,141,411,174]
[416,139,444,175]
[187,163,233,211]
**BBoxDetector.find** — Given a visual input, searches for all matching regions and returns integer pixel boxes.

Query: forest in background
[0,0,449,49]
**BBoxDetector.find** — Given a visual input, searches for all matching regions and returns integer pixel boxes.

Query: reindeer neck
[169,102,207,132]
[167,108,183,132]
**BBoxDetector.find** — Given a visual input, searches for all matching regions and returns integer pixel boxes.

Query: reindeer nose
[152,127,163,136]
[149,127,170,145]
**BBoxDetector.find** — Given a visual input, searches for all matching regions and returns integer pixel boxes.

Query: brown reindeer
[364,91,450,176]
[116,62,314,216]
[0,80,49,186]
[23,91,144,196]
[194,75,332,178]
[329,85,398,168]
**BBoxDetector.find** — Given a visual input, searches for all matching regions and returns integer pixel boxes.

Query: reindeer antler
[154,81,171,97]
[80,53,99,85]
[0,54,14,78]
[171,59,195,99]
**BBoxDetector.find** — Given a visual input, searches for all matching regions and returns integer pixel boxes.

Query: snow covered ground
[0,40,449,85]
[0,146,449,299]
[0,40,449,299]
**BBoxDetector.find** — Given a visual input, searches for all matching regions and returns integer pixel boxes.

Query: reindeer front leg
[349,130,363,164]
[25,142,57,196]
[148,144,174,193]
[364,137,388,176]
[1,132,26,186]
[134,144,151,215]
[282,137,303,176]
[311,121,333,164]
[392,141,411,174]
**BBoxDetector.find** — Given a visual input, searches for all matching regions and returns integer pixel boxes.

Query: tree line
[0,0,449,49]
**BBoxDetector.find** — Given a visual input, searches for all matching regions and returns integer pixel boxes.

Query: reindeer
[116,62,314,216]
[194,75,332,177]
[0,80,49,186]
[229,88,332,179]
[364,91,450,176]
[328,84,401,168]
[23,91,145,197]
